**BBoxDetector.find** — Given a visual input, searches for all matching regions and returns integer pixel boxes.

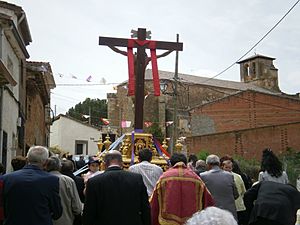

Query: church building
[107,54,300,158]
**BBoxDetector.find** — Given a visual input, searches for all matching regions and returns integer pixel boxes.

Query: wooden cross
[99,28,183,131]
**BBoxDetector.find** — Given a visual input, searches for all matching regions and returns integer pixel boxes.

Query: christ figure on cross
[108,45,173,101]
[108,45,173,76]
[99,28,183,130]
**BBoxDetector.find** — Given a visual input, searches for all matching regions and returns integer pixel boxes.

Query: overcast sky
[8,0,300,115]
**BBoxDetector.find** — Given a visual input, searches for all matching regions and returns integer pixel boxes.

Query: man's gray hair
[206,154,220,166]
[195,160,206,170]
[45,156,61,172]
[185,207,237,225]
[27,146,49,165]
[104,150,122,165]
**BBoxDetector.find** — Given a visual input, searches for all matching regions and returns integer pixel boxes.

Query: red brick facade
[190,90,300,135]
[188,91,300,159]
[187,122,300,159]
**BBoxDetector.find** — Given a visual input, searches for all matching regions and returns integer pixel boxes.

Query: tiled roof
[0,1,32,45]
[237,54,275,64]
[27,61,56,89]
[144,69,277,94]
[53,114,100,131]
[189,89,300,111]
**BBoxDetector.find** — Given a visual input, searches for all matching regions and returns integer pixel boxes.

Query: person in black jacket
[61,160,85,203]
[244,181,300,225]
[83,150,151,225]
[61,159,85,225]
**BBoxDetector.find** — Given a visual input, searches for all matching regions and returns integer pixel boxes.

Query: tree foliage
[145,119,164,143]
[281,147,300,186]
[66,98,107,127]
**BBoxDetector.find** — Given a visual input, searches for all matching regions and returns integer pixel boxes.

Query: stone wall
[107,80,237,136]
[25,92,47,148]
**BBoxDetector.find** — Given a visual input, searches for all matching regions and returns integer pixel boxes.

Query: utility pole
[172,34,179,153]
[88,106,91,125]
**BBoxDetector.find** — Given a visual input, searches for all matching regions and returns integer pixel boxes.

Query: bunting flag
[166,121,174,127]
[71,75,78,79]
[86,75,92,82]
[100,118,110,125]
[144,121,153,128]
[100,77,107,84]
[121,120,131,128]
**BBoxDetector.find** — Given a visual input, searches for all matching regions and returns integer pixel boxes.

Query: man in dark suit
[83,150,151,225]
[244,181,300,225]
[2,146,62,225]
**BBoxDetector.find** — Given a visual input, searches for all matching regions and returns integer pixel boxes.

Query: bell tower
[238,54,280,92]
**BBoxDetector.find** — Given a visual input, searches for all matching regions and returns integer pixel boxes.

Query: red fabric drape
[127,40,135,96]
[126,39,160,96]
[148,41,160,96]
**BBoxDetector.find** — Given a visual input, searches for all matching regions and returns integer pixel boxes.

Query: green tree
[281,147,300,186]
[145,120,164,143]
[66,98,107,127]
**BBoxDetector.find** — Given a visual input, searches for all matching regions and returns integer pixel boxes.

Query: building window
[251,62,256,77]
[75,140,88,155]
[76,143,83,155]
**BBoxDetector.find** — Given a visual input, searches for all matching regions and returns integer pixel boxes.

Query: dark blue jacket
[3,165,62,225]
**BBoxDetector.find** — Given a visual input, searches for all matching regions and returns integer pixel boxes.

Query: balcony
[0,59,17,86]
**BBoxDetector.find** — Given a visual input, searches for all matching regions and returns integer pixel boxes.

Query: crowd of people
[0,145,299,225]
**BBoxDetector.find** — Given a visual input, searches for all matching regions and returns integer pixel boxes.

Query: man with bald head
[83,150,151,225]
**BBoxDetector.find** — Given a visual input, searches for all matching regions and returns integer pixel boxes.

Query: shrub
[280,147,300,186]
[196,150,210,161]
[233,155,260,182]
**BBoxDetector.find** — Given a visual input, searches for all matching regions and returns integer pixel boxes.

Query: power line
[206,87,300,113]
[51,92,83,102]
[202,0,300,84]
[55,83,119,86]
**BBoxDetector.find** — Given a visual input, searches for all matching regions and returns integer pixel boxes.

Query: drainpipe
[0,28,3,160]
[0,87,3,161]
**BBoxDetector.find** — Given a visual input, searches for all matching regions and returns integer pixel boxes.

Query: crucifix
[99,28,183,131]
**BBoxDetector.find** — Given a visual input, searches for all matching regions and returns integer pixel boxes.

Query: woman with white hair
[185,207,238,225]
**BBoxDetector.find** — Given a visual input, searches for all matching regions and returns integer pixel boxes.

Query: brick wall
[187,122,300,160]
